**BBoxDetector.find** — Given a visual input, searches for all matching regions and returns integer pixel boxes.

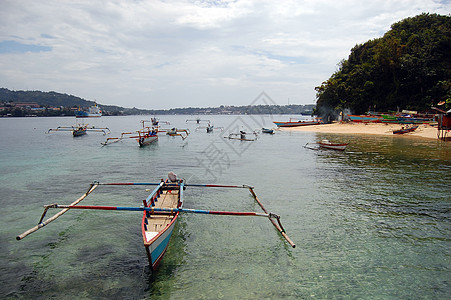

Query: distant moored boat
[75,104,102,118]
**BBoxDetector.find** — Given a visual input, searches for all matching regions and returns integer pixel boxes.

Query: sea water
[0,115,450,299]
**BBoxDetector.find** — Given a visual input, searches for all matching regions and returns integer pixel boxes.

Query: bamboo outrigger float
[16,173,295,271]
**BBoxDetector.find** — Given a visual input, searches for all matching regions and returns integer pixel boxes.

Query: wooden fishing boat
[262,128,274,134]
[48,124,110,137]
[206,124,214,133]
[318,139,348,151]
[227,131,257,141]
[273,120,321,127]
[186,117,210,124]
[142,174,183,269]
[72,125,87,136]
[347,114,382,123]
[196,124,223,133]
[158,128,190,140]
[392,125,418,134]
[102,120,158,146]
[16,173,295,272]
[138,127,158,146]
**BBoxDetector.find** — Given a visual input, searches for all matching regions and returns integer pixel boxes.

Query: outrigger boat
[186,117,210,124]
[318,140,348,151]
[48,124,110,137]
[261,128,275,134]
[16,172,295,272]
[158,128,190,140]
[226,131,258,141]
[196,123,224,133]
[305,139,349,151]
[102,120,158,146]
[150,117,171,127]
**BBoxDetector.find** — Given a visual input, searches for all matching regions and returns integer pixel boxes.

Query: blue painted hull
[273,121,321,127]
[142,181,182,270]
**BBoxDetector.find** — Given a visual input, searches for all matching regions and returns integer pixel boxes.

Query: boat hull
[318,141,348,151]
[142,181,182,271]
[75,112,101,118]
[393,126,418,134]
[75,105,102,118]
[144,214,178,269]
[262,128,274,134]
[138,135,158,146]
[72,126,87,136]
[274,121,321,127]
[347,115,382,123]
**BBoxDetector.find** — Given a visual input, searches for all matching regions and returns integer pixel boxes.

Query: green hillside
[0,88,96,107]
[315,13,451,118]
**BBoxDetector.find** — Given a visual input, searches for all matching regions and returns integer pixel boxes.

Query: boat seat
[145,231,159,241]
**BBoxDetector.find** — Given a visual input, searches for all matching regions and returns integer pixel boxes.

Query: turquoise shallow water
[1,115,450,299]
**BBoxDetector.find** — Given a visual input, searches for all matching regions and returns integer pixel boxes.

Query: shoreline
[278,122,441,140]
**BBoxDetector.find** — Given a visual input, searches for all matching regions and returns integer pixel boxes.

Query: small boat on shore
[16,172,295,272]
[347,114,382,123]
[392,125,418,134]
[274,120,321,127]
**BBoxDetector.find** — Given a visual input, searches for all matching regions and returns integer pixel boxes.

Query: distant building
[14,102,40,108]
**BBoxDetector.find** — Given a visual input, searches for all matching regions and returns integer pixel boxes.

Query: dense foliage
[315,13,451,119]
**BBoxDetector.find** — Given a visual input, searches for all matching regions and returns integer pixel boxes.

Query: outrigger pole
[248,187,296,248]
[16,183,98,240]
[96,182,252,189]
[38,204,278,219]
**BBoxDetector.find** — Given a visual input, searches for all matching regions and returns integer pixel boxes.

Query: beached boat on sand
[347,114,382,123]
[392,125,418,134]
[274,120,321,127]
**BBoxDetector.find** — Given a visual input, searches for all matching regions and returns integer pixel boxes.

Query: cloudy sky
[0,0,449,109]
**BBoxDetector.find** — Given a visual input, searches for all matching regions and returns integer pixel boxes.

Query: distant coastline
[0,88,315,117]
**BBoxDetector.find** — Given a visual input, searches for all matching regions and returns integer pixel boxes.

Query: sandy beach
[279,122,440,140]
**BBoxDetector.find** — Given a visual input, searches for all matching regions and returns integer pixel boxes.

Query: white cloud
[0,0,449,109]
